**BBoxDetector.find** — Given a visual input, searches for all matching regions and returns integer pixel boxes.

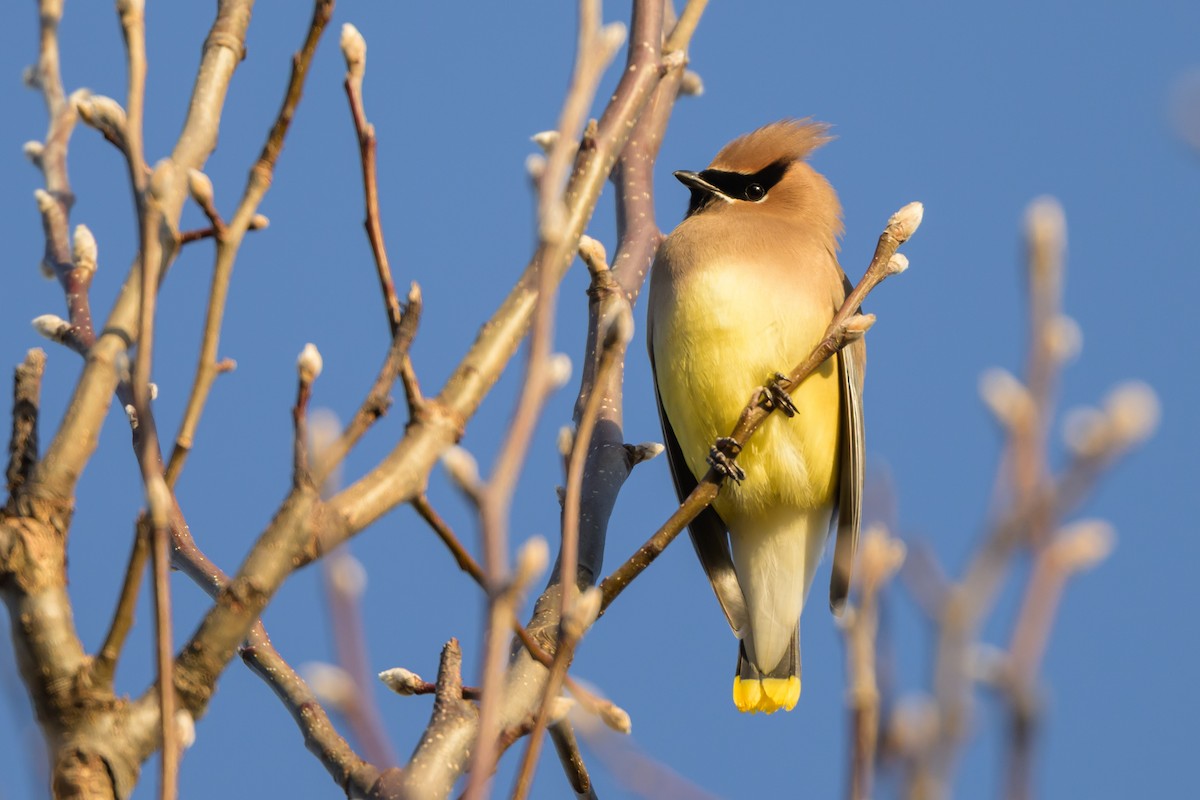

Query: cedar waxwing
[647,120,864,714]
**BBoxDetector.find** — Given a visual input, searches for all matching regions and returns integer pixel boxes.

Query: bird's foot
[707,437,746,483]
[762,372,797,417]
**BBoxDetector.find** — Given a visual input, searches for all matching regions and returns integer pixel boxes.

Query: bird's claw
[707,437,746,483]
[763,372,797,417]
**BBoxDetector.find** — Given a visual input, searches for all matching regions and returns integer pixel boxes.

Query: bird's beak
[673,170,721,195]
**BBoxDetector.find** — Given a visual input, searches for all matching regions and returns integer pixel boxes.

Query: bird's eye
[744,183,766,201]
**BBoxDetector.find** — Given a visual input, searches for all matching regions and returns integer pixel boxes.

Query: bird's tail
[732,628,800,714]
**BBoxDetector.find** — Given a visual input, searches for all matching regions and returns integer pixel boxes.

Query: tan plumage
[647,119,864,713]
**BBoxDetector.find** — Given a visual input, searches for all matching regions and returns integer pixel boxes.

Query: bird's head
[674,119,842,238]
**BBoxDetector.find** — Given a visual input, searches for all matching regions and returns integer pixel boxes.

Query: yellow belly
[652,263,840,527]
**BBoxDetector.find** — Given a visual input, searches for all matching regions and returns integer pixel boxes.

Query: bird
[646,119,864,714]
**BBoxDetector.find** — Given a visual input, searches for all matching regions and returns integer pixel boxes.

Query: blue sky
[1,1,1196,798]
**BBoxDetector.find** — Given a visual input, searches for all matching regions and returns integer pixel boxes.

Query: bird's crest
[710,119,832,173]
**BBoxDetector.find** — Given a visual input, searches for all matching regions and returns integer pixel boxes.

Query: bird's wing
[649,350,749,636]
[829,333,865,615]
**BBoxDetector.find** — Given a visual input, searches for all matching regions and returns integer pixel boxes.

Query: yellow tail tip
[733,676,801,714]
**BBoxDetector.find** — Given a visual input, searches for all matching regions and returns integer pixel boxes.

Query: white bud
[557,425,575,457]
[572,586,603,630]
[174,709,196,750]
[599,700,632,734]
[843,313,876,342]
[34,189,56,214]
[531,130,559,154]
[1104,381,1159,447]
[1050,519,1115,573]
[886,253,909,275]
[1025,196,1067,263]
[600,22,627,54]
[116,0,145,18]
[547,353,573,390]
[124,404,139,429]
[302,662,356,709]
[603,305,634,350]
[75,93,128,138]
[859,524,907,588]
[23,140,44,166]
[186,168,214,208]
[328,553,367,598]
[548,696,575,725]
[249,213,270,230]
[297,343,323,383]
[887,202,924,242]
[515,536,550,589]
[1044,314,1082,363]
[1062,406,1110,458]
[525,153,547,181]
[340,24,367,79]
[72,224,97,275]
[979,368,1032,430]
[379,667,425,696]
[965,643,1010,685]
[577,235,608,272]
[440,446,480,493]
[680,69,705,96]
[31,314,71,343]
[627,441,664,465]
[148,382,158,401]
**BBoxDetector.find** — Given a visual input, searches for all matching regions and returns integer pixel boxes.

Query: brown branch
[164,495,382,796]
[27,0,97,347]
[313,284,423,487]
[548,721,597,800]
[179,213,267,245]
[599,203,921,612]
[294,343,321,488]
[413,493,487,585]
[150,516,178,800]
[5,350,46,506]
[166,0,336,489]
[339,24,425,420]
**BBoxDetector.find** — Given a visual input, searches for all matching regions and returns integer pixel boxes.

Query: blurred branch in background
[858,199,1159,800]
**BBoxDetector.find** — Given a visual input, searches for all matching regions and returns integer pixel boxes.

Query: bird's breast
[651,258,841,523]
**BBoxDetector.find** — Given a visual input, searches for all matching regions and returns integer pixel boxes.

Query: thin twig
[340,24,425,420]
[166,0,336,489]
[313,284,423,487]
